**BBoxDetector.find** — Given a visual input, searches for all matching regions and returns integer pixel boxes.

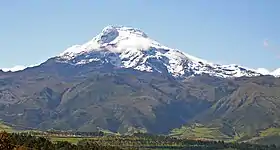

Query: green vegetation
[170,124,280,146]
[50,136,96,144]
[0,122,13,132]
[170,124,231,141]
[241,127,280,146]
[259,128,280,137]
[0,131,122,150]
[0,131,279,150]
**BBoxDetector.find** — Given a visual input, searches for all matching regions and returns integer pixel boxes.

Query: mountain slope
[170,75,280,142]
[0,66,221,133]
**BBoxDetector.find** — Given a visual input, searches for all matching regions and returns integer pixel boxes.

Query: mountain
[2,25,279,77]
[1,25,280,144]
[53,25,264,78]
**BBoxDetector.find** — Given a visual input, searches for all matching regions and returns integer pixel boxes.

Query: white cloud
[263,39,269,47]
[117,36,151,51]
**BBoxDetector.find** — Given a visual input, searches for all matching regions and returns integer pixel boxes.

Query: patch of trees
[45,130,105,137]
[0,131,122,150]
[79,133,280,150]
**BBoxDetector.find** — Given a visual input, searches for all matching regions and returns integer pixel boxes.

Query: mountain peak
[93,25,149,45]
[100,25,148,39]
[59,25,160,57]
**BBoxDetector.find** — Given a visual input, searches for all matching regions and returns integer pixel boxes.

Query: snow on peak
[56,25,274,78]
[100,25,148,40]
[255,68,271,75]
[1,63,42,73]
[1,65,26,72]
[271,68,280,77]
[96,26,120,44]
[59,25,156,57]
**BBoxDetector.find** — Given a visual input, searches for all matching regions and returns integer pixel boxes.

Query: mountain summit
[56,26,261,78]
[59,25,169,58]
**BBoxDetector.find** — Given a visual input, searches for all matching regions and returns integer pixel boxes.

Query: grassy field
[170,124,231,140]
[239,127,280,146]
[49,136,97,144]
[259,127,280,137]
[0,121,15,132]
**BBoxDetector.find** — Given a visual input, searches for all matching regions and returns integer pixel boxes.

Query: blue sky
[0,0,280,70]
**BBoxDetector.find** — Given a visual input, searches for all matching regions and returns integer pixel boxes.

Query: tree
[14,146,28,150]
[0,131,15,150]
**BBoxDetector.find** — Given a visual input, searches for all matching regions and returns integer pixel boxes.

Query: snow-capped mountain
[2,26,279,77]
[54,25,266,78]
[2,25,279,78]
